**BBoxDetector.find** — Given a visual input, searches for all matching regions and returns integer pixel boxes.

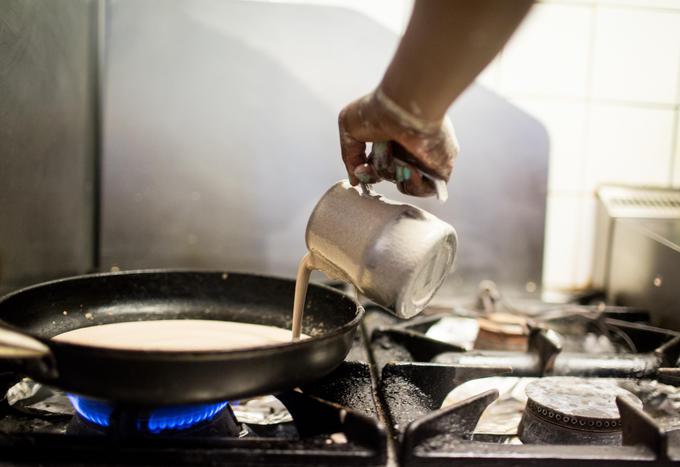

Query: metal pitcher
[305,180,457,318]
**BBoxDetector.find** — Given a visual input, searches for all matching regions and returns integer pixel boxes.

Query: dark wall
[0,0,98,293]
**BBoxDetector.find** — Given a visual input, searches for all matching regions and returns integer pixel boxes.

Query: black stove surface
[0,297,679,466]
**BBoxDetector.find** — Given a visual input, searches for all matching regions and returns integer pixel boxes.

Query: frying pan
[0,270,362,405]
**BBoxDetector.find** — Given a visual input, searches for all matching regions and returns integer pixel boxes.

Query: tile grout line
[669,108,679,186]
[571,1,599,288]
[591,2,680,15]
[671,54,680,186]
[504,93,677,110]
[538,0,680,15]
[547,190,591,198]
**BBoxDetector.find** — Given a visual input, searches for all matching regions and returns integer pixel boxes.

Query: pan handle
[0,326,58,379]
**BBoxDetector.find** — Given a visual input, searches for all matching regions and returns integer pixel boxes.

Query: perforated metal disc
[524,377,642,432]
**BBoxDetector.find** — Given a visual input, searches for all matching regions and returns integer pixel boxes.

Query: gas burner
[518,377,643,445]
[67,395,242,437]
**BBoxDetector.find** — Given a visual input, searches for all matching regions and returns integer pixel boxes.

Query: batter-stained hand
[338,88,459,197]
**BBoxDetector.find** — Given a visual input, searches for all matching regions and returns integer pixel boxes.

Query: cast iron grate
[365,305,680,466]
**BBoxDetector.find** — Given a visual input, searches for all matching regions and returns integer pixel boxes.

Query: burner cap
[518,377,642,445]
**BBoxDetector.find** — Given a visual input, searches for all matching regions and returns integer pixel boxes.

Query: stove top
[0,287,679,466]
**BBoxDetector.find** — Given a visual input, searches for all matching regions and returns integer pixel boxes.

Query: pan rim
[0,269,364,359]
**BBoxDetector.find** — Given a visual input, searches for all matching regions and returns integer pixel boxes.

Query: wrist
[379,74,448,122]
[374,87,443,134]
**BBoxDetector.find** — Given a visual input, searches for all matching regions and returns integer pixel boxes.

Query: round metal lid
[524,377,642,431]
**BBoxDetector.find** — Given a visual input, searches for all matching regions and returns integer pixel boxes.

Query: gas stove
[0,289,679,466]
[0,331,385,466]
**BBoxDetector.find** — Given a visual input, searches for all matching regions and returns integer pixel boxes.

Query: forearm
[381,0,533,121]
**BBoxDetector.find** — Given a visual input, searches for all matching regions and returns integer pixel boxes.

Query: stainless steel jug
[305,180,457,318]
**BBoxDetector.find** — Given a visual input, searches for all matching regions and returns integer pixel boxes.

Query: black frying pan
[0,270,362,405]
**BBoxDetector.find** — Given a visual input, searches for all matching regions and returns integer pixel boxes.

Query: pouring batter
[289,1,533,334]
[291,252,314,341]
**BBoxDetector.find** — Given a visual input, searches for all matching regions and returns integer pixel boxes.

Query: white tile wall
[477,0,680,291]
[595,0,680,10]
[501,3,593,98]
[509,97,589,193]
[584,104,675,190]
[542,195,582,289]
[591,7,680,104]
[674,116,680,186]
[574,196,597,287]
[544,0,680,8]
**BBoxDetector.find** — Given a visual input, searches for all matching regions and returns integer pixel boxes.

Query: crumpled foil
[6,379,73,417]
[442,377,537,435]
[425,316,479,350]
[231,395,293,425]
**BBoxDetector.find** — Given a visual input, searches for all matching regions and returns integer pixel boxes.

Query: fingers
[352,140,392,184]
[353,163,379,184]
[338,107,367,185]
[371,143,436,197]
[428,116,459,181]
[338,91,458,197]
[394,159,437,197]
[370,141,396,180]
[396,118,457,182]
[339,95,393,185]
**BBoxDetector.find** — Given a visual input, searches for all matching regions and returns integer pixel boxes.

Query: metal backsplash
[99,0,549,295]
[0,0,99,294]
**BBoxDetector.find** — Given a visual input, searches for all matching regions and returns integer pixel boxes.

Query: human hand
[338,88,459,197]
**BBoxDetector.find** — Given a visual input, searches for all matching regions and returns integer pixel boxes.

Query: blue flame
[68,394,229,433]
[146,401,229,433]
[67,394,113,427]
